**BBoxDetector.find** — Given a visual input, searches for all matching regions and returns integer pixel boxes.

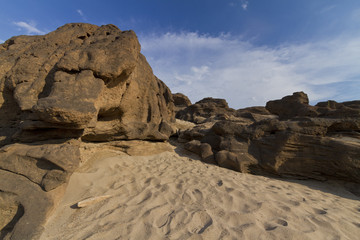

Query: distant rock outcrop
[172,93,192,113]
[176,97,237,124]
[179,92,360,183]
[266,91,360,119]
[0,23,175,239]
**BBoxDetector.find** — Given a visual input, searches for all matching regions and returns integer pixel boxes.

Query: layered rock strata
[0,23,175,239]
[177,92,360,183]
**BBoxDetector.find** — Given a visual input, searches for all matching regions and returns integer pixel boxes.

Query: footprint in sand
[192,189,203,202]
[156,210,175,228]
[277,219,288,226]
[144,177,161,187]
[313,208,327,215]
[279,205,291,212]
[288,200,301,207]
[264,219,288,231]
[182,192,192,203]
[188,211,213,234]
[264,224,278,231]
[225,187,245,198]
[242,202,262,213]
[127,190,152,205]
[154,209,176,235]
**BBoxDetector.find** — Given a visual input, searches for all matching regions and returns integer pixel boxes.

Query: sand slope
[40,143,360,240]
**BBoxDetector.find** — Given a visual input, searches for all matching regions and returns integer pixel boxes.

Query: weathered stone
[173,93,192,113]
[176,97,236,123]
[0,23,176,239]
[251,127,360,181]
[184,140,202,154]
[266,92,318,119]
[179,92,360,183]
[0,142,80,191]
[184,140,215,164]
[316,100,360,118]
[215,150,258,173]
[236,106,277,122]
[216,150,241,171]
[0,171,53,240]
[0,23,175,145]
[199,143,215,164]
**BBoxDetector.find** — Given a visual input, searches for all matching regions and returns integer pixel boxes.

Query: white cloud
[77,9,84,16]
[13,21,45,35]
[77,9,87,21]
[140,32,360,108]
[229,0,249,10]
[241,1,249,10]
[0,39,4,43]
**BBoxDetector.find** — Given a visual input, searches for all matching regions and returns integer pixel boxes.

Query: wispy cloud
[0,39,4,44]
[241,1,249,10]
[77,9,84,16]
[140,32,360,108]
[13,21,45,35]
[229,0,249,10]
[77,9,87,21]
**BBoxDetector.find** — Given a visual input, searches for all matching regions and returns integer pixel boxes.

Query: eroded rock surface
[0,23,174,145]
[178,92,360,183]
[172,93,192,113]
[0,23,175,239]
[176,97,237,124]
[1,22,360,239]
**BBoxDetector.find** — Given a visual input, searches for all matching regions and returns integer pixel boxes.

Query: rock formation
[172,92,192,113]
[1,22,360,239]
[178,92,360,183]
[0,23,175,239]
[176,97,237,124]
[0,23,174,145]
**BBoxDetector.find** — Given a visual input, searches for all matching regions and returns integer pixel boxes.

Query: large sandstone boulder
[265,92,318,119]
[172,92,192,113]
[0,23,176,239]
[0,23,175,145]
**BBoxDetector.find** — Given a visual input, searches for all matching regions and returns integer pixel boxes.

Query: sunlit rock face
[0,23,175,239]
[0,23,175,145]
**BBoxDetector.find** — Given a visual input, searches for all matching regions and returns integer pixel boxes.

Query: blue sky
[1,0,359,108]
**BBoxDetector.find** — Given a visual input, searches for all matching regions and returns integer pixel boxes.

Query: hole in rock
[97,107,123,121]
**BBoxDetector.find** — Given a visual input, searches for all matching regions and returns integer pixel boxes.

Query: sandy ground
[40,142,360,240]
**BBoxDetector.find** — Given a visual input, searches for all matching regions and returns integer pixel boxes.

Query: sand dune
[40,142,360,240]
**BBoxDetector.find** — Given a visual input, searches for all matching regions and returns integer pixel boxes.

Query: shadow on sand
[168,137,360,201]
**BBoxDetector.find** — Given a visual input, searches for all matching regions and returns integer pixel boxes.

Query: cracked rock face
[0,23,175,145]
[0,23,175,239]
